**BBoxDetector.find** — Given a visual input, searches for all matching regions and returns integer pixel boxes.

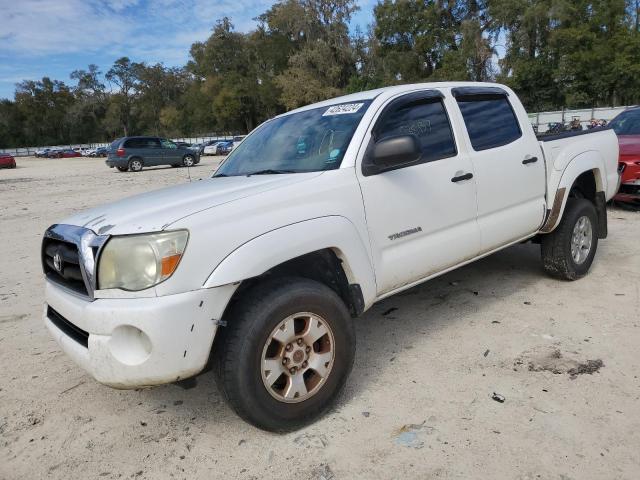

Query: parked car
[45,149,64,158]
[94,146,108,157]
[197,139,224,155]
[202,141,225,155]
[204,140,233,155]
[41,82,619,432]
[217,141,233,155]
[0,152,16,169]
[51,149,82,158]
[609,106,640,206]
[35,148,51,158]
[75,147,92,156]
[105,136,200,172]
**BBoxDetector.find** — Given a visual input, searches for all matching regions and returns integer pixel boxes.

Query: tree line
[1,0,639,148]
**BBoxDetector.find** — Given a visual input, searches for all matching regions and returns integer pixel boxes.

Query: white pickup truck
[42,82,619,431]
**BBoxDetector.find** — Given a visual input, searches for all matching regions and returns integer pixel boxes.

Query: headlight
[97,230,188,291]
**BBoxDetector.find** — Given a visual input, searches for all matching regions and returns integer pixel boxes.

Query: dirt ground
[1,156,639,480]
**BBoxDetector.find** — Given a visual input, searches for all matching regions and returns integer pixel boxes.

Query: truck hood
[61,173,322,235]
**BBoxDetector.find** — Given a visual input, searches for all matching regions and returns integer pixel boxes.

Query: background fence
[0,134,240,157]
[2,105,638,157]
[529,105,634,132]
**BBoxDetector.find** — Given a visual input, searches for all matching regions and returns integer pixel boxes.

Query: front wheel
[541,198,599,280]
[182,155,195,167]
[214,277,355,432]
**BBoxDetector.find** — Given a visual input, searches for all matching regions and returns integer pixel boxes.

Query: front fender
[202,216,377,309]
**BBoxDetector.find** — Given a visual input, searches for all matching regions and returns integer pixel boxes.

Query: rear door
[357,90,480,295]
[124,137,162,165]
[452,87,546,252]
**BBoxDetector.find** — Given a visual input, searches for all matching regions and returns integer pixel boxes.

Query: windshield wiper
[245,169,297,176]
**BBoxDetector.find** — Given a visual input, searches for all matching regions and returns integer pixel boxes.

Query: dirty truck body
[42,82,619,431]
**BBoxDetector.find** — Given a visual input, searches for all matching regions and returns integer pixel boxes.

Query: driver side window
[374,94,457,164]
[161,139,177,149]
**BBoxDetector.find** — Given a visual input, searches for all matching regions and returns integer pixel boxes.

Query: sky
[0,0,375,100]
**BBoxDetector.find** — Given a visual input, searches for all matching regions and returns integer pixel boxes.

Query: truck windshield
[214,101,372,177]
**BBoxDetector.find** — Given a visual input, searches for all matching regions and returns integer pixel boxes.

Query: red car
[0,152,16,169]
[610,107,640,206]
[52,149,82,158]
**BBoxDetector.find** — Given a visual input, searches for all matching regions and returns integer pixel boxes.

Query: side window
[124,138,141,148]
[456,96,522,150]
[146,138,161,149]
[161,139,177,149]
[374,97,457,163]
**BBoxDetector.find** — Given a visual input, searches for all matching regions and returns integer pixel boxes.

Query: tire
[214,277,355,432]
[541,198,599,280]
[128,158,143,172]
[182,155,195,167]
[116,166,128,172]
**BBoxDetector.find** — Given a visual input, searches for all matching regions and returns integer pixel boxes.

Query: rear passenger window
[124,138,142,148]
[374,96,457,163]
[456,96,521,150]
[124,138,160,148]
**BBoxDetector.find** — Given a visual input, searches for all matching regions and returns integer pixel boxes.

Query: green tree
[105,57,141,136]
[14,77,74,146]
[263,0,359,108]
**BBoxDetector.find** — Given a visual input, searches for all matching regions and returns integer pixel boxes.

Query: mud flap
[595,191,607,239]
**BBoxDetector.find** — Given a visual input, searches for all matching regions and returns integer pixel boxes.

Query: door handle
[522,156,538,164]
[451,172,473,183]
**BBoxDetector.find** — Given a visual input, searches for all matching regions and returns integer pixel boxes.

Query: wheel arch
[541,152,607,235]
[203,216,377,316]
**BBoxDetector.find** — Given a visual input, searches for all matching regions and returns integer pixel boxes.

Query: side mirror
[363,135,421,176]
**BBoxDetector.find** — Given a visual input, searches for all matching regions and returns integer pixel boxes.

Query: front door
[357,91,481,295]
[141,137,163,165]
[161,138,180,165]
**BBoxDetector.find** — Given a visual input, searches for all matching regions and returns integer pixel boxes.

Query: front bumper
[44,280,236,388]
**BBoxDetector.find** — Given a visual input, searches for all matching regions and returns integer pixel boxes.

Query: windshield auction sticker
[323,103,365,116]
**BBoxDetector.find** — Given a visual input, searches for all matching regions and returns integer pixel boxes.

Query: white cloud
[0,0,275,60]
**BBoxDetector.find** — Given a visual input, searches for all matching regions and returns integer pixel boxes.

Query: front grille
[42,237,89,296]
[47,306,89,348]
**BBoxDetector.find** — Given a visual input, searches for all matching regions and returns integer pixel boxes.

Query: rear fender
[541,152,605,233]
[203,216,377,309]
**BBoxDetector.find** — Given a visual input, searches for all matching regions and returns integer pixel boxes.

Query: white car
[42,82,619,431]
[203,141,226,155]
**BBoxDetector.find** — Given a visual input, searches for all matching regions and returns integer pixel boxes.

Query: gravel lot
[1,156,639,479]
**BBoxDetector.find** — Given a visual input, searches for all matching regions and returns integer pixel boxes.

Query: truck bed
[537,126,620,202]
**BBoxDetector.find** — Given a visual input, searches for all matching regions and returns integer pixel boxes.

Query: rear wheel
[541,198,598,280]
[214,277,355,432]
[128,158,143,172]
